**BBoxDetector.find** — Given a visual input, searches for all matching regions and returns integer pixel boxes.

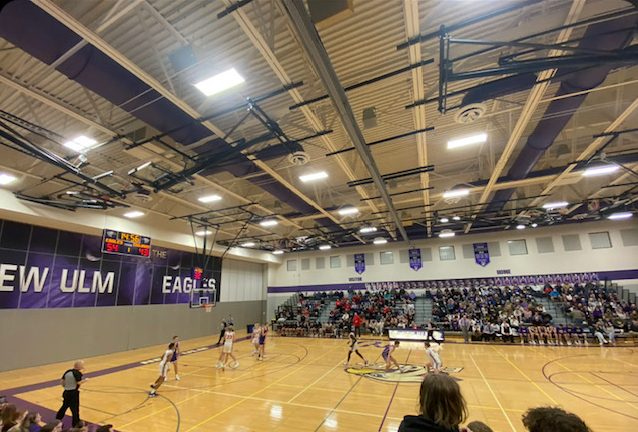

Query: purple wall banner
[267,269,634,293]
[354,253,365,274]
[473,242,490,267]
[0,219,222,309]
[409,247,422,271]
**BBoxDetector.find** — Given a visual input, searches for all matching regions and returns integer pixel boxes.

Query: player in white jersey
[425,341,443,373]
[344,332,368,367]
[149,343,175,397]
[251,323,261,355]
[217,326,239,370]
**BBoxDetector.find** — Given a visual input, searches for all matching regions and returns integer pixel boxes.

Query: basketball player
[150,343,175,397]
[425,341,443,373]
[344,332,368,367]
[382,340,401,371]
[170,335,180,380]
[251,323,261,355]
[258,324,268,361]
[217,325,238,370]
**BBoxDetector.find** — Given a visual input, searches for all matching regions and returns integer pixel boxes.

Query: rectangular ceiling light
[195,230,213,236]
[123,210,144,218]
[359,226,377,234]
[194,68,244,96]
[447,133,487,149]
[299,171,328,182]
[607,212,632,220]
[442,188,469,199]
[240,241,256,247]
[64,135,97,153]
[260,219,278,227]
[542,201,568,210]
[582,165,619,177]
[338,206,359,216]
[198,194,222,203]
[0,173,17,185]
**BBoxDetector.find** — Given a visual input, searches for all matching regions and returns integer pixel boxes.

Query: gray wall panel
[0,301,264,371]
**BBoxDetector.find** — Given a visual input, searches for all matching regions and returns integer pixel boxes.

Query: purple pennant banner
[408,247,422,271]
[0,219,222,309]
[473,242,490,267]
[354,253,365,274]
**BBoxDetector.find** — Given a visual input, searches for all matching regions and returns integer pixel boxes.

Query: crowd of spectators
[0,403,113,432]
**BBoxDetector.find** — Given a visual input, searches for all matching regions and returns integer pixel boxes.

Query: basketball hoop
[204,303,214,313]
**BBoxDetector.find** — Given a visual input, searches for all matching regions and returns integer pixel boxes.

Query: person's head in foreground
[95,424,114,432]
[398,373,467,432]
[466,420,494,432]
[522,407,591,432]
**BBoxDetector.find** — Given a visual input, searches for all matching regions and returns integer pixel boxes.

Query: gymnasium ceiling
[0,0,636,252]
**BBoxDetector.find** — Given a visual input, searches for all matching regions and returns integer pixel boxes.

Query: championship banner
[354,253,366,274]
[408,247,422,271]
[473,242,490,267]
[0,219,222,309]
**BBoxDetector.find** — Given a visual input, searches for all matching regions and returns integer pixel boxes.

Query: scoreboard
[102,229,151,258]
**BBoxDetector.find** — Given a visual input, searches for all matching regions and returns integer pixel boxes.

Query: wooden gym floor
[1,333,637,431]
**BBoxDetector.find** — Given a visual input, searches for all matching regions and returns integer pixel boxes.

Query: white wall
[268,220,638,288]
[221,259,266,302]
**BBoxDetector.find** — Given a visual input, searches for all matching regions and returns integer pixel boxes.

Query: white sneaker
[175,375,180,381]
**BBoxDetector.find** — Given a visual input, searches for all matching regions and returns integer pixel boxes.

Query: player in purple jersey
[382,340,401,371]
[170,335,180,380]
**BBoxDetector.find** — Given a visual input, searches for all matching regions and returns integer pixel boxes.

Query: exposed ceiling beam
[0,72,296,236]
[527,97,638,207]
[280,0,408,242]
[33,0,349,238]
[221,0,385,219]
[403,0,431,237]
[464,0,585,233]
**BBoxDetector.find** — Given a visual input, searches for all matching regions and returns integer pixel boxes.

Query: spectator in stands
[522,407,591,432]
[593,320,609,346]
[398,373,467,432]
[7,410,41,432]
[1,404,19,432]
[501,321,513,343]
[352,312,362,337]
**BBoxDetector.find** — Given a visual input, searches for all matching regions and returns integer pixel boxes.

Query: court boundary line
[470,354,517,432]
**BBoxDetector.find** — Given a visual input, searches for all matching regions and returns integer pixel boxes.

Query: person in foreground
[522,407,591,432]
[398,373,467,432]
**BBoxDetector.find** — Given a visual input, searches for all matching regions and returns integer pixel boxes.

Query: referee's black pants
[217,328,225,344]
[56,389,80,426]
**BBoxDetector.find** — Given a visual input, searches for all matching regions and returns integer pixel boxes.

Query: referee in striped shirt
[56,360,87,427]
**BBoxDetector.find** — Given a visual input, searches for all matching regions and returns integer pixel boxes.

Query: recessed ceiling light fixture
[542,201,569,210]
[438,230,455,238]
[272,250,284,255]
[373,237,387,245]
[194,68,244,96]
[0,173,17,185]
[260,219,278,227]
[447,133,487,149]
[319,244,332,250]
[338,206,359,216]
[582,165,619,177]
[443,188,470,199]
[359,226,377,234]
[299,171,328,182]
[240,241,255,247]
[607,212,632,220]
[123,210,144,218]
[64,135,97,153]
[440,217,449,223]
[198,194,222,203]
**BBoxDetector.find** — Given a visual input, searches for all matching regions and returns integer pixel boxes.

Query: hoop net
[204,303,214,313]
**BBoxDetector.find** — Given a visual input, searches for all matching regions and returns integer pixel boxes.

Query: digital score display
[101,229,151,258]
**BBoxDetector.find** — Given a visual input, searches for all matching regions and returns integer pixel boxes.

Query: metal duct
[0,0,337,230]
[481,15,637,214]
